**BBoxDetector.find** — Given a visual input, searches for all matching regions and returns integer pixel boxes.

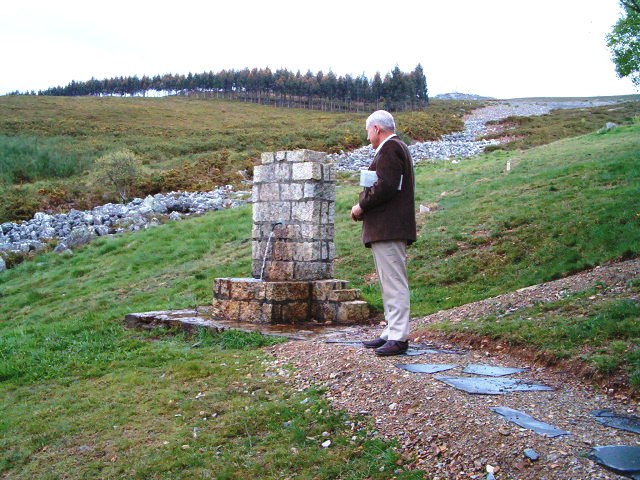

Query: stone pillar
[251,149,335,281]
[211,149,368,325]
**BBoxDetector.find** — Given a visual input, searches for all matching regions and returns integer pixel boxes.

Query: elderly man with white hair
[351,110,417,356]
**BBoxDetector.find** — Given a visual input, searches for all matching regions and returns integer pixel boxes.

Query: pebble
[524,448,540,461]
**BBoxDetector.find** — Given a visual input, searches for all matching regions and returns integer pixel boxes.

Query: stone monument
[212,149,369,325]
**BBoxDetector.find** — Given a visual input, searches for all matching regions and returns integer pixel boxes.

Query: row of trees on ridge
[29,65,429,112]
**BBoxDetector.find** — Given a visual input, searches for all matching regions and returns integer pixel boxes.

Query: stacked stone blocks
[212,149,369,325]
[212,278,368,324]
[251,149,335,281]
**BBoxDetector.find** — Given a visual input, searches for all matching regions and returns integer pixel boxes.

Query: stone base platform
[125,309,226,334]
[212,277,370,325]
[124,307,371,341]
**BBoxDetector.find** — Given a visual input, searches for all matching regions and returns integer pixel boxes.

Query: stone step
[336,300,370,325]
[312,279,349,301]
[328,288,361,302]
[125,310,226,334]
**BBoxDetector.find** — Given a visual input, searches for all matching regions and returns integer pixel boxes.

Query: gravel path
[267,258,640,479]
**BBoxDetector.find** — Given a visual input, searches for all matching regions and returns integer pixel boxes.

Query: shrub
[94,149,143,203]
[132,151,245,197]
[398,111,464,141]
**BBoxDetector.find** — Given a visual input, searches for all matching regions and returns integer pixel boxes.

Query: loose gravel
[270,339,637,479]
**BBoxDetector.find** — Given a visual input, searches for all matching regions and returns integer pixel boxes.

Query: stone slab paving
[491,406,571,438]
[269,320,639,479]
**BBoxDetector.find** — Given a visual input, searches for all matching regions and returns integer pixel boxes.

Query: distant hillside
[434,92,495,101]
[0,96,470,223]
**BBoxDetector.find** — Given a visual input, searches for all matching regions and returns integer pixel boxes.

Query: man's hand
[351,203,364,221]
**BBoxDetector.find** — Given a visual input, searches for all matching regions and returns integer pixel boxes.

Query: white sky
[1,0,637,98]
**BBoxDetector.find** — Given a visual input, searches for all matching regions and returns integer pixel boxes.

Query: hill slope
[0,95,470,222]
[0,122,638,478]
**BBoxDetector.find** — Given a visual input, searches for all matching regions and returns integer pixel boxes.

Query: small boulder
[599,122,617,132]
[63,226,97,248]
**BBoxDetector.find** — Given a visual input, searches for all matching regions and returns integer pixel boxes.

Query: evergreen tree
[372,72,383,109]
[411,64,429,106]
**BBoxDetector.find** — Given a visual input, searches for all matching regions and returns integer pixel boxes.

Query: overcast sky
[1,0,637,98]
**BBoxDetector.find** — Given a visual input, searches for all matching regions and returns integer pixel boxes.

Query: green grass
[484,99,640,151]
[1,109,639,477]
[0,135,93,184]
[0,210,422,478]
[1,332,419,479]
[336,122,640,314]
[434,291,640,388]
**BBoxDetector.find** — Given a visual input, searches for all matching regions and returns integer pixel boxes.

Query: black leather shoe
[375,340,409,356]
[362,337,386,349]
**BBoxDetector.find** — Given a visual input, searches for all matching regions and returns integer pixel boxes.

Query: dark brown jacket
[358,136,417,247]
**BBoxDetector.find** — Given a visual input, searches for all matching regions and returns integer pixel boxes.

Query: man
[351,110,417,356]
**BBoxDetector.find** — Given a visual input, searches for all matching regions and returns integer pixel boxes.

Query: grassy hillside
[0,96,470,222]
[1,114,639,477]
[0,209,422,479]
[338,121,640,312]
[484,98,640,151]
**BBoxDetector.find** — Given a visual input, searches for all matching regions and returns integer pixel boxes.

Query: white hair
[366,110,396,132]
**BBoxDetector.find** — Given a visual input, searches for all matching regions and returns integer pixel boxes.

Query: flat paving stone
[491,406,570,437]
[403,347,465,356]
[324,340,366,347]
[126,308,368,341]
[463,363,529,377]
[396,363,458,374]
[588,445,640,479]
[435,376,553,395]
[592,409,640,434]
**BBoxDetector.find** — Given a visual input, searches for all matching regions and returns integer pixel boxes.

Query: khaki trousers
[371,240,410,341]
